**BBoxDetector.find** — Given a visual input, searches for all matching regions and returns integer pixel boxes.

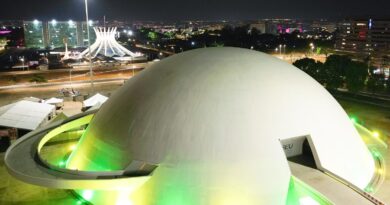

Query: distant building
[311,20,337,33]
[47,20,78,48]
[0,20,22,28]
[24,20,45,48]
[250,21,266,33]
[335,18,390,68]
[0,37,6,50]
[23,20,97,49]
[263,19,303,34]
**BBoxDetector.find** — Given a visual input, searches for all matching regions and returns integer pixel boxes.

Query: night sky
[1,0,390,21]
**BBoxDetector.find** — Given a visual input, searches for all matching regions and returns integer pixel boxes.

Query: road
[0,79,124,106]
[135,44,175,55]
[0,63,149,87]
[271,53,327,63]
[0,62,149,76]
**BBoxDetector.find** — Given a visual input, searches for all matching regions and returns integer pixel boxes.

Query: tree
[29,74,47,83]
[386,78,390,94]
[293,58,324,84]
[345,61,368,93]
[323,55,350,89]
[367,67,385,93]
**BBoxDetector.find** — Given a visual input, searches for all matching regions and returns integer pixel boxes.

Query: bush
[29,74,47,83]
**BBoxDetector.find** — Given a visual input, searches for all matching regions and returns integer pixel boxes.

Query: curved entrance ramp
[4,111,150,190]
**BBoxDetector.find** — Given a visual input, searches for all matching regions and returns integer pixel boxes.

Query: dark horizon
[1,0,390,22]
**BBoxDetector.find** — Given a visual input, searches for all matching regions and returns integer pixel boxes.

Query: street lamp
[84,0,94,93]
[279,44,282,55]
[309,43,315,55]
[20,56,25,71]
[69,68,73,87]
[68,20,74,27]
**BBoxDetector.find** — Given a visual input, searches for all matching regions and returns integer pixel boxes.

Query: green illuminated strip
[38,114,94,152]
[352,119,387,193]
[37,114,94,169]
[286,176,333,205]
[353,122,388,149]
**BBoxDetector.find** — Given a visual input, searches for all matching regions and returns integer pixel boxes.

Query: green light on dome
[350,117,357,123]
[59,161,66,167]
[372,151,381,158]
[365,187,374,193]
[82,190,94,201]
[286,176,332,205]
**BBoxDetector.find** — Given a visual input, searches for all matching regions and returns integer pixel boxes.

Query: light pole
[20,57,25,71]
[69,68,72,87]
[309,43,315,56]
[84,0,94,93]
[279,44,282,55]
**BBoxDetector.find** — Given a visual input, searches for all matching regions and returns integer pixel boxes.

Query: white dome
[68,47,375,205]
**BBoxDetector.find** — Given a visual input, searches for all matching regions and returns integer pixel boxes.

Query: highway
[0,62,149,76]
[0,78,128,90]
[135,44,175,55]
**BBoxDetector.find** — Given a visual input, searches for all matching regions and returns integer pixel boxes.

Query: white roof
[22,96,42,103]
[0,100,55,130]
[83,93,108,107]
[69,48,375,204]
[44,97,64,104]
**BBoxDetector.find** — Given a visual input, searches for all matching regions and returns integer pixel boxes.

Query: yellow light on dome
[372,132,380,138]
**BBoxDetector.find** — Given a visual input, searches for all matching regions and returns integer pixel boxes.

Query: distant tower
[80,27,141,59]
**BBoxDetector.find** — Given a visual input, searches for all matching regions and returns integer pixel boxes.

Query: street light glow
[51,19,57,25]
[33,19,39,25]
[68,20,74,26]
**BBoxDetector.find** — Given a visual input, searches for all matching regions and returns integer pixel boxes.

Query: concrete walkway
[0,153,77,205]
[289,162,375,205]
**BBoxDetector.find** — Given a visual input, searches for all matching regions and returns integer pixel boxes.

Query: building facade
[335,18,390,68]
[23,20,96,49]
[24,20,45,48]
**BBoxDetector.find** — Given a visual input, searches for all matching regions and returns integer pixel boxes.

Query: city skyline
[1,0,390,21]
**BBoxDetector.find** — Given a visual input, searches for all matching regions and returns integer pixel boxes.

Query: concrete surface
[0,152,77,205]
[290,161,374,204]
